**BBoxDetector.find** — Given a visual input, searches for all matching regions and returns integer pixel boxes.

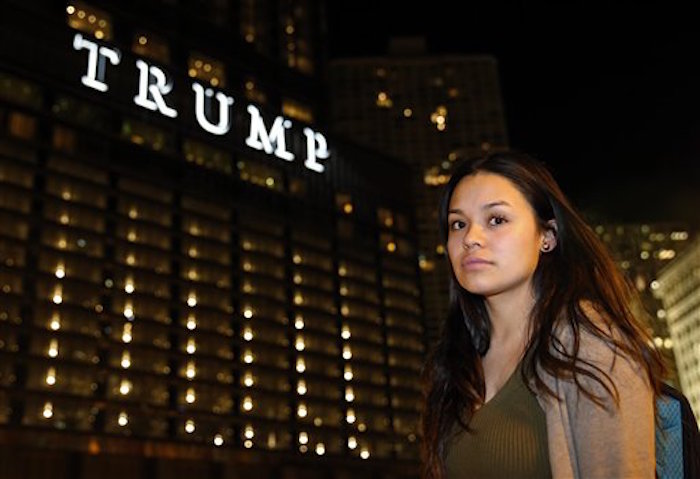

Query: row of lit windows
[14,397,417,460]
[2,105,415,246]
[67,0,315,88]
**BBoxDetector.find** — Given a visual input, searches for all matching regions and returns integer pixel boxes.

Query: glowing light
[124,278,135,294]
[48,339,59,358]
[186,387,196,404]
[297,379,307,395]
[315,443,325,455]
[49,313,61,331]
[55,263,65,279]
[42,402,53,419]
[343,345,352,360]
[295,315,305,329]
[348,436,357,449]
[45,367,56,386]
[119,379,131,395]
[243,327,254,341]
[52,286,63,304]
[122,323,133,343]
[298,432,308,444]
[360,448,370,459]
[296,357,306,373]
[243,350,254,364]
[295,336,305,351]
[346,408,356,424]
[344,365,353,381]
[244,425,255,439]
[341,325,351,340]
[118,411,128,426]
[243,371,254,387]
[123,302,134,319]
[187,293,197,307]
[186,361,196,379]
[121,351,131,369]
[297,403,307,418]
[243,308,253,319]
[345,386,354,402]
[186,314,197,330]
[213,434,224,446]
[242,396,253,411]
[185,419,195,433]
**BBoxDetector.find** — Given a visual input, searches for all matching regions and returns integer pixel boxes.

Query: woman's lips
[461,257,493,269]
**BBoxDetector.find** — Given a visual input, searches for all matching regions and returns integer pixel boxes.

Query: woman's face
[446,172,547,301]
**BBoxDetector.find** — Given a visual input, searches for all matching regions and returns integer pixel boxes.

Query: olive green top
[445,362,551,479]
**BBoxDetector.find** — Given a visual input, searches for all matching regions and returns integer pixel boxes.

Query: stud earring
[542,243,550,252]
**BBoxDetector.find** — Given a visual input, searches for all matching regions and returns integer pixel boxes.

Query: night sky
[326,2,700,226]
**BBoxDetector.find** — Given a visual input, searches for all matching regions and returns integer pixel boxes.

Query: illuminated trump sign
[72,33,330,173]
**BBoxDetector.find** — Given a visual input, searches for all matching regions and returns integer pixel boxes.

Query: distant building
[0,1,425,477]
[329,37,508,345]
[654,235,700,424]
[592,222,695,387]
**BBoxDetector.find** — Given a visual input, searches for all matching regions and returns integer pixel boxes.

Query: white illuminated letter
[246,105,294,161]
[303,127,330,173]
[72,33,121,92]
[134,59,178,118]
[191,83,234,135]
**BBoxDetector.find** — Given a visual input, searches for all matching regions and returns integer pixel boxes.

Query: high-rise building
[329,37,508,344]
[654,236,700,424]
[591,222,695,387]
[0,1,425,477]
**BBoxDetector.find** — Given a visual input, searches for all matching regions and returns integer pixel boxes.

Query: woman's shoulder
[550,300,624,354]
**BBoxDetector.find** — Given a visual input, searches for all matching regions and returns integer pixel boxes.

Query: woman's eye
[489,216,506,226]
[450,220,465,230]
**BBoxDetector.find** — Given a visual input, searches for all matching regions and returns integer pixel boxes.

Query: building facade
[591,222,694,387]
[329,37,508,344]
[0,1,426,477]
[654,236,700,424]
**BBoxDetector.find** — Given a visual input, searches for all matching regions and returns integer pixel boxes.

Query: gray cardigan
[536,320,655,479]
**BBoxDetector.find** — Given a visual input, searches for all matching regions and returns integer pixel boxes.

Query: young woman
[420,151,666,479]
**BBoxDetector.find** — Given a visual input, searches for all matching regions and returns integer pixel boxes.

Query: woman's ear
[541,219,558,253]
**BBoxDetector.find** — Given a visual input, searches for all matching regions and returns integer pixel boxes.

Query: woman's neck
[485,286,536,347]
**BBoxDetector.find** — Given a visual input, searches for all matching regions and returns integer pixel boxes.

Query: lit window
[47,339,59,358]
[118,411,128,426]
[243,77,268,104]
[282,98,314,123]
[121,351,131,369]
[430,105,447,130]
[132,31,170,64]
[8,112,37,140]
[298,431,308,444]
[186,387,196,404]
[188,53,226,87]
[185,419,195,434]
[66,2,112,40]
[45,367,57,386]
[376,91,393,108]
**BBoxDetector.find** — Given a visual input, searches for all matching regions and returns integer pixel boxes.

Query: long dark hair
[420,151,666,479]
